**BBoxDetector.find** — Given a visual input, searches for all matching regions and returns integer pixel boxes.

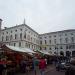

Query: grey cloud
[0,0,75,33]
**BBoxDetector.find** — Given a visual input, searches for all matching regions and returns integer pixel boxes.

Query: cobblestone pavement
[46,67,65,75]
[16,65,65,75]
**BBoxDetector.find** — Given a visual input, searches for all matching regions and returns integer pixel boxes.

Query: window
[65,38,68,43]
[6,32,8,34]
[69,45,75,49]
[71,37,74,43]
[49,40,51,44]
[25,28,27,31]
[15,30,17,32]
[71,33,73,35]
[40,41,42,44]
[66,45,68,49]
[45,40,47,44]
[11,31,12,33]
[20,29,22,31]
[55,46,58,50]
[27,35,30,41]
[44,47,46,50]
[2,36,4,41]
[60,46,63,49]
[10,35,13,40]
[49,36,51,38]
[55,46,57,50]
[32,45,33,49]
[24,32,26,39]
[28,44,30,48]
[54,35,56,37]
[15,34,17,39]
[59,34,61,37]
[54,39,56,44]
[6,36,9,41]
[40,37,42,39]
[14,43,16,46]
[44,37,46,38]
[25,43,28,47]
[19,42,21,47]
[3,32,4,35]
[60,38,62,43]
[20,33,22,40]
[31,37,32,41]
[65,34,67,36]
[34,38,35,42]
[49,47,52,50]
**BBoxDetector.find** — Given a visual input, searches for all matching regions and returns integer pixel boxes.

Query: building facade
[39,30,75,56]
[0,19,75,56]
[0,19,40,50]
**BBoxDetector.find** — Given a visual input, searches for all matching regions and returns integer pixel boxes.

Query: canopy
[3,45,35,54]
[35,50,50,55]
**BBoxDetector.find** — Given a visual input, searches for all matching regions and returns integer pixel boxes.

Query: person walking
[20,59,27,73]
[39,57,46,75]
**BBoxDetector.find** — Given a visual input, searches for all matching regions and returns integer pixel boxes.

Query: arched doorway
[54,51,57,55]
[66,51,71,57]
[60,51,64,56]
[72,51,75,57]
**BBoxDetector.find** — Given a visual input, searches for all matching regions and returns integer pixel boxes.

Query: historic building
[39,30,75,56]
[0,19,40,50]
[0,18,75,56]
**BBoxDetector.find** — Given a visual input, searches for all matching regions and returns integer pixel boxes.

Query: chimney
[0,19,2,31]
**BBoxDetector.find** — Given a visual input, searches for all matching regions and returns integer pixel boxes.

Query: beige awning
[5,45,35,53]
[36,50,50,55]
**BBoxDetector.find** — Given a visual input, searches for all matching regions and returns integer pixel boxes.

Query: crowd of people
[19,56,47,75]
[0,51,48,75]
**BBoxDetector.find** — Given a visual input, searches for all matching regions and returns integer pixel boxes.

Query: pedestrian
[65,57,75,75]
[0,64,4,75]
[0,58,7,75]
[20,59,27,73]
[39,57,46,75]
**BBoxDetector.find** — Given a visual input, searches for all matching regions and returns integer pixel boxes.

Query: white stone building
[0,19,40,50]
[0,19,75,56]
[39,30,75,56]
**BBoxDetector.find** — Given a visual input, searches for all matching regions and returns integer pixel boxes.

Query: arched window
[2,36,4,41]
[71,37,74,43]
[15,34,17,39]
[19,42,21,47]
[10,35,13,40]
[65,38,68,43]
[24,32,26,39]
[6,36,9,41]
[20,33,22,40]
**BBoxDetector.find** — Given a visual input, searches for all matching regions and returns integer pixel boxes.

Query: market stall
[0,45,35,75]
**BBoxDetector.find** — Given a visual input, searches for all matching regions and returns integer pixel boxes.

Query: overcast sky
[0,0,75,34]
